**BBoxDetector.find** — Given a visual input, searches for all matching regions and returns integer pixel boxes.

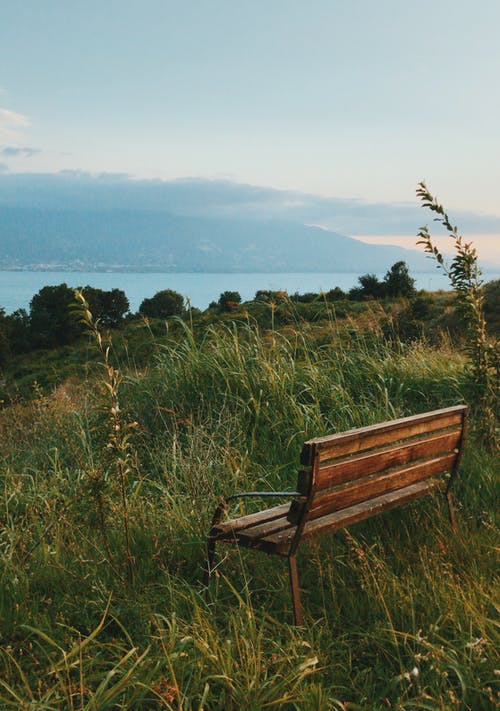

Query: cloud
[0,107,29,142]
[0,171,499,241]
[0,145,40,158]
[0,108,29,128]
[0,163,9,173]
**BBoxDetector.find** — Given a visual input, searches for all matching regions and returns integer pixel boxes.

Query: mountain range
[1,173,498,272]
[0,205,432,272]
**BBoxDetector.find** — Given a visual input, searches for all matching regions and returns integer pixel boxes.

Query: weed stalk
[417,181,498,447]
[74,290,136,585]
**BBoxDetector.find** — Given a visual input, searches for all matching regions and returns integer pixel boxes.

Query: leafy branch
[416,182,498,447]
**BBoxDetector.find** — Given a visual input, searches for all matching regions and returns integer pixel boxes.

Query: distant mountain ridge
[2,172,498,272]
[0,205,431,273]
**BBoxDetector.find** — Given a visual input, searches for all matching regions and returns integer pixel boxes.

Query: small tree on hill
[383,261,416,297]
[81,286,129,328]
[325,286,346,301]
[349,273,384,300]
[139,289,185,319]
[218,291,241,312]
[30,283,82,348]
[6,308,31,354]
[0,308,10,366]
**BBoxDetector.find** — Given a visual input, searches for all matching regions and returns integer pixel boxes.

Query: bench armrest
[210,491,302,528]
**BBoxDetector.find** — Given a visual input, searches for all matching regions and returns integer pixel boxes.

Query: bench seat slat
[209,503,291,538]
[316,430,461,490]
[260,478,443,552]
[236,517,294,546]
[312,406,465,462]
[308,452,456,520]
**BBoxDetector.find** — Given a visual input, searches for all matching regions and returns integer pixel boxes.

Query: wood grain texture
[261,479,443,549]
[316,430,461,489]
[308,453,456,520]
[209,503,291,538]
[236,517,294,546]
[311,406,466,462]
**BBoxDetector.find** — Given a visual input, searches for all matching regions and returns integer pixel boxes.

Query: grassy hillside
[0,310,498,708]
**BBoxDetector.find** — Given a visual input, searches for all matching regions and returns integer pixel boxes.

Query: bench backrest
[288,405,467,533]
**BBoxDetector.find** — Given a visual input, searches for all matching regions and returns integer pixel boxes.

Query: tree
[383,261,416,298]
[325,286,346,301]
[6,309,31,354]
[254,290,288,304]
[349,273,384,300]
[139,289,185,319]
[218,291,241,312]
[291,292,318,304]
[0,308,10,366]
[30,283,81,348]
[81,286,129,328]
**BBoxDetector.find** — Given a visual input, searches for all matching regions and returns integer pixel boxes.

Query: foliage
[350,262,416,301]
[5,308,31,354]
[0,316,497,708]
[384,260,416,298]
[254,289,289,303]
[0,308,10,366]
[139,288,185,319]
[81,285,129,327]
[1,284,130,358]
[350,273,385,300]
[417,181,498,447]
[29,283,82,348]
[74,289,137,585]
[483,278,500,334]
[218,290,242,312]
[325,286,347,301]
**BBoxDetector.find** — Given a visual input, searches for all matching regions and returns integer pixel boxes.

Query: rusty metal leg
[288,555,303,626]
[446,491,458,534]
[204,538,216,587]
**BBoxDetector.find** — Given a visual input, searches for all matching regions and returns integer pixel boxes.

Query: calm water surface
[0,270,493,314]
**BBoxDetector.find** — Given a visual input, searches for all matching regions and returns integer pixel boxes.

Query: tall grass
[0,318,497,709]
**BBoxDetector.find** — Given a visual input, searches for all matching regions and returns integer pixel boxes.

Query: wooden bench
[206,405,467,624]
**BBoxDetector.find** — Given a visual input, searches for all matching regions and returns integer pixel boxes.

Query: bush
[80,286,129,327]
[29,283,82,348]
[218,290,242,312]
[383,261,416,297]
[325,286,346,301]
[139,289,185,319]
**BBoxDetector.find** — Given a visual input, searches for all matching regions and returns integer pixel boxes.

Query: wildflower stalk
[74,290,136,584]
[416,182,498,447]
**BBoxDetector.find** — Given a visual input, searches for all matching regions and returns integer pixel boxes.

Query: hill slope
[0,206,430,272]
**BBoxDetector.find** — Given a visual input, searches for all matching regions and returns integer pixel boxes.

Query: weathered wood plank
[261,479,443,549]
[311,406,466,462]
[316,430,461,489]
[210,503,291,538]
[236,517,295,546]
[307,453,456,519]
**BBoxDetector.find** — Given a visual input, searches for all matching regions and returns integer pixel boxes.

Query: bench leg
[288,555,303,626]
[204,538,216,587]
[446,490,458,534]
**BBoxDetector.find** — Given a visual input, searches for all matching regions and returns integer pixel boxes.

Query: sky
[1,0,499,259]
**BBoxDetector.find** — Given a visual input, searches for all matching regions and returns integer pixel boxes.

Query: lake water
[0,269,497,314]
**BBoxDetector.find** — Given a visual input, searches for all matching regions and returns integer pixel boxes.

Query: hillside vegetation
[0,278,498,709]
